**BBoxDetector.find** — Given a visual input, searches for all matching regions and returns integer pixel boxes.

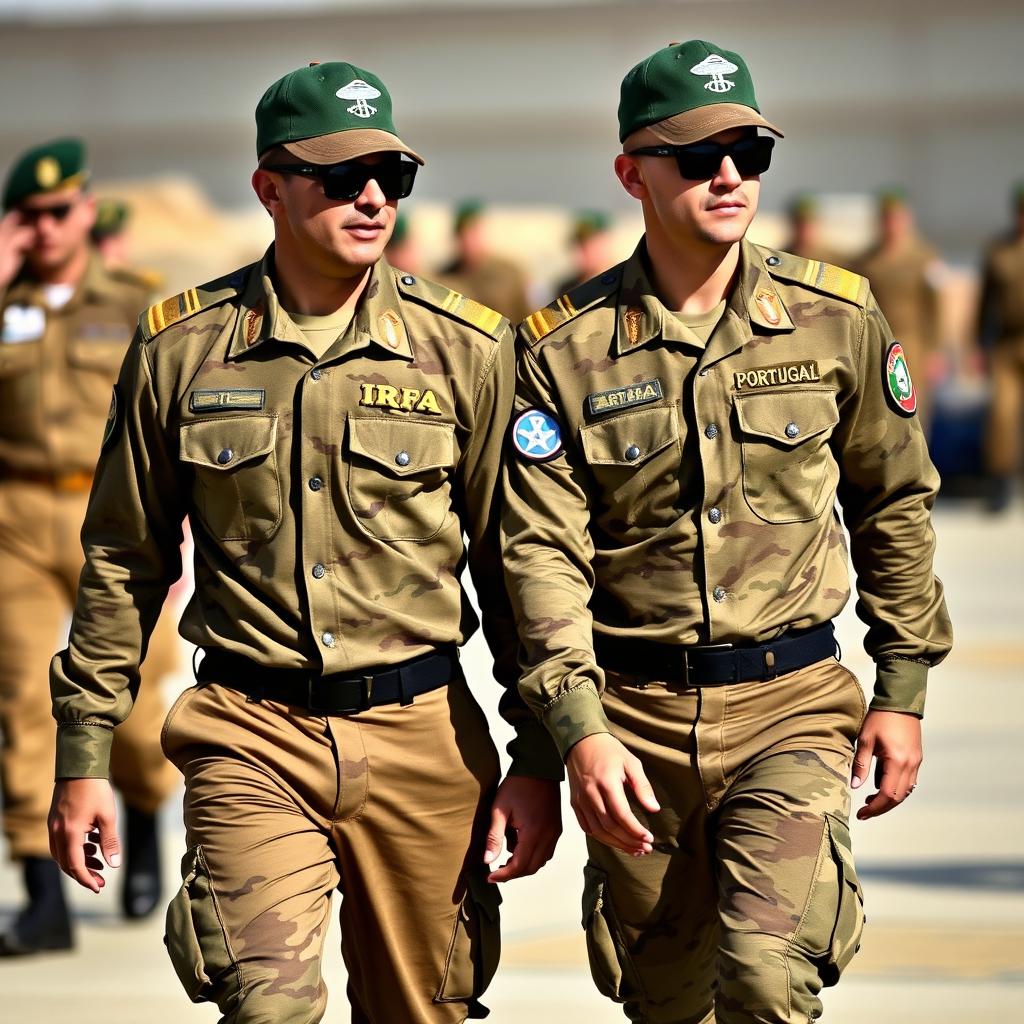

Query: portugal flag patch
[884,341,917,416]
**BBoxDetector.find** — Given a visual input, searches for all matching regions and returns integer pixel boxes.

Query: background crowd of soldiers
[0,133,1021,958]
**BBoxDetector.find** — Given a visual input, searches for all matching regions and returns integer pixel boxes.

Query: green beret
[571,210,611,244]
[618,40,782,145]
[256,61,423,166]
[454,199,484,234]
[91,198,131,241]
[3,138,88,211]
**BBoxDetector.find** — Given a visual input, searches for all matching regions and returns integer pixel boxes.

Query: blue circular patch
[512,408,563,461]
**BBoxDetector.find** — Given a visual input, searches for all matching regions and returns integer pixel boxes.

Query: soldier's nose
[357,177,388,209]
[714,156,743,188]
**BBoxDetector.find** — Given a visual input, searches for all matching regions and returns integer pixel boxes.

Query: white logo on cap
[336,79,381,118]
[690,54,738,93]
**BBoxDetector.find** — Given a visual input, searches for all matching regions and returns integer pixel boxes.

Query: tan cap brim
[647,104,783,146]
[283,128,425,166]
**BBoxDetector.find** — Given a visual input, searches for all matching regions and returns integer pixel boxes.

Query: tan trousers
[160,673,502,1024]
[986,340,1024,477]
[0,480,179,859]
[583,658,867,1024]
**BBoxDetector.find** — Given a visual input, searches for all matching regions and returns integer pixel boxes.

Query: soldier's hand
[851,710,922,820]
[48,778,121,893]
[566,732,659,856]
[0,210,33,289]
[485,775,562,883]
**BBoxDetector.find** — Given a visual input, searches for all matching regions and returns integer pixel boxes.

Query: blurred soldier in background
[441,198,532,323]
[856,188,945,427]
[555,210,614,295]
[90,198,164,291]
[979,183,1024,512]
[47,62,562,1022]
[0,139,177,956]
[786,192,843,266]
[383,208,421,276]
[503,39,951,1024]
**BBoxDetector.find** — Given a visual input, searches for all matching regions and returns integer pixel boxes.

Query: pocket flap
[348,415,455,476]
[580,404,678,467]
[179,415,277,470]
[734,389,839,446]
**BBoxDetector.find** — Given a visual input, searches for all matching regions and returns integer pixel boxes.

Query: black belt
[196,646,458,715]
[593,622,837,687]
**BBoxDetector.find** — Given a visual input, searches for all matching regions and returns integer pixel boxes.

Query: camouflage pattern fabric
[50,251,563,782]
[502,239,952,761]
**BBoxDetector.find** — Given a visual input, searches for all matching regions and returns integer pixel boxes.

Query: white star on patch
[512,409,562,461]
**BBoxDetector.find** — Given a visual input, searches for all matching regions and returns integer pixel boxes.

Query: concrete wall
[1,0,1023,262]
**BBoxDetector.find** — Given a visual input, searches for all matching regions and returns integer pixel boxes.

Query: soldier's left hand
[484,775,562,883]
[851,710,923,819]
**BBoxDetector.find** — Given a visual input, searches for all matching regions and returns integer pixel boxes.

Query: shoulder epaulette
[140,266,248,341]
[107,266,154,293]
[396,272,506,340]
[757,246,869,307]
[522,267,621,344]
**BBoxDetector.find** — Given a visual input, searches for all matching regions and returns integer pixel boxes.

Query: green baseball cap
[571,210,611,244]
[3,137,89,211]
[618,40,782,145]
[256,61,424,166]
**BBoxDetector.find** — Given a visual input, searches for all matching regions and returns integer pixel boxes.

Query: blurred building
[1,0,1022,266]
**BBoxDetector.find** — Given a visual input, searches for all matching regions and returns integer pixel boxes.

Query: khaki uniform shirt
[502,240,952,759]
[856,236,940,362]
[978,233,1024,349]
[51,252,562,781]
[0,255,150,476]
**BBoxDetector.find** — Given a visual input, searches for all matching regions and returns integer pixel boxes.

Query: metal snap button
[308,476,323,492]
[785,422,800,439]
[216,448,233,465]
[704,423,719,440]
[624,444,641,462]
[312,563,326,580]
[766,255,781,267]
[708,507,723,525]
[310,368,322,381]
[401,275,416,286]
[712,586,727,602]
[395,450,411,467]
[321,631,336,648]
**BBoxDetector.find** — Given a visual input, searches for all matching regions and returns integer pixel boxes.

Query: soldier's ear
[251,169,281,217]
[614,153,648,202]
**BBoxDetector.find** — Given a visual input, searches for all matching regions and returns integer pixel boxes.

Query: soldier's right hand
[0,210,33,290]
[48,778,121,893]
[566,733,660,856]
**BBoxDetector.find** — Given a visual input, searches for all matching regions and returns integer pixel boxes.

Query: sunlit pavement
[3,500,1022,1022]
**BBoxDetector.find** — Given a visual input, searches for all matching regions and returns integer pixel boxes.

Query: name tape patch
[587,378,663,417]
[189,389,266,412]
[734,361,820,391]
[358,383,442,415]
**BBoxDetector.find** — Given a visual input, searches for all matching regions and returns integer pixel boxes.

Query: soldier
[384,209,421,276]
[555,210,615,296]
[785,193,844,266]
[0,139,179,955]
[979,182,1024,512]
[440,199,532,324]
[47,62,562,1022]
[502,40,952,1023]
[856,188,945,427]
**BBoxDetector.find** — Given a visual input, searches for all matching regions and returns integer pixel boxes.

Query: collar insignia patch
[624,306,643,347]
[754,288,782,326]
[587,378,664,416]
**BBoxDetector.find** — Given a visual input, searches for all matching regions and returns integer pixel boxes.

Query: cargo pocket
[582,863,642,1004]
[179,415,281,542]
[164,845,240,1004]
[791,813,865,987]
[734,388,840,524]
[435,868,502,1008]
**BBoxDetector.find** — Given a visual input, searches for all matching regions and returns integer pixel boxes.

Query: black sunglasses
[19,202,75,224]
[262,159,418,201]
[626,136,775,181]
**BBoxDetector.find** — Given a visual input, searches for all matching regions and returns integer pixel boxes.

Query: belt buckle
[307,673,374,715]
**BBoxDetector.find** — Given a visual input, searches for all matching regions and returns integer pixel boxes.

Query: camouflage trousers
[0,480,178,859]
[161,672,502,1024]
[583,657,867,1024]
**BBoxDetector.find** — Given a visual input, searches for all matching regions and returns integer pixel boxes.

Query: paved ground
[3,499,1023,1022]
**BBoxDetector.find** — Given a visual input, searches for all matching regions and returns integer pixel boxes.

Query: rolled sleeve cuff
[540,684,612,761]
[55,723,114,780]
[507,718,566,781]
[869,658,929,717]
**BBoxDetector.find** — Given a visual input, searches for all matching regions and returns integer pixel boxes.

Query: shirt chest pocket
[734,388,840,524]
[579,405,680,526]
[346,414,456,543]
[179,415,282,542]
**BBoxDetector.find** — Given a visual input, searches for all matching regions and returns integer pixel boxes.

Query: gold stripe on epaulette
[458,297,503,336]
[441,289,462,313]
[816,264,862,304]
[556,293,577,319]
[147,287,201,336]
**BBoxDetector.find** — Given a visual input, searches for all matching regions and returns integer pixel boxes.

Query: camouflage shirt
[502,239,953,759]
[51,251,562,781]
[0,254,150,476]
